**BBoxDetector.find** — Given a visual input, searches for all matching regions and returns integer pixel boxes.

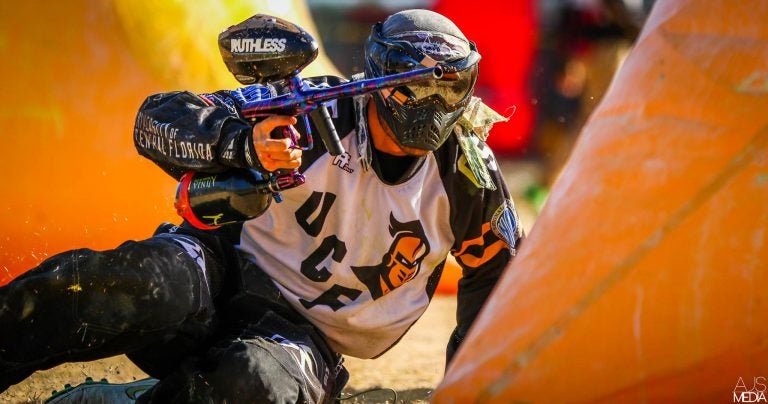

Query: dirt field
[0,296,457,404]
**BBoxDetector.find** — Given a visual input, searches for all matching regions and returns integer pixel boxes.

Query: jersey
[133,76,523,359]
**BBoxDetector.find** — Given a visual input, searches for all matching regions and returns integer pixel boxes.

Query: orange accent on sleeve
[453,222,508,268]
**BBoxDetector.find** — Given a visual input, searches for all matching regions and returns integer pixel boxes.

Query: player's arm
[133,88,299,179]
[446,143,524,364]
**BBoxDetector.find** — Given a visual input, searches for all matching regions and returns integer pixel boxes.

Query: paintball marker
[175,14,444,229]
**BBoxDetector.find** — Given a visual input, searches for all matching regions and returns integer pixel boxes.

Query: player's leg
[136,261,348,404]
[0,226,225,393]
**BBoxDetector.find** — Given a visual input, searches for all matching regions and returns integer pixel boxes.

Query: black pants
[0,223,346,403]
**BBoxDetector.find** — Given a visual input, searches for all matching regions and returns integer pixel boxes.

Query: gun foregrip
[310,105,345,156]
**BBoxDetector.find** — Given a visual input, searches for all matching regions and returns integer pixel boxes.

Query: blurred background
[308,0,652,171]
[0,0,654,283]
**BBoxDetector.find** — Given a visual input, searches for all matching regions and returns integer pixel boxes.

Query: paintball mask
[365,10,481,152]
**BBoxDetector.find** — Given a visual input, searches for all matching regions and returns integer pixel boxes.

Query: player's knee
[4,241,212,334]
[208,340,304,404]
[73,240,214,333]
[0,249,94,326]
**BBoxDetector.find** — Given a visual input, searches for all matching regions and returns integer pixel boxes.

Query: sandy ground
[0,296,457,404]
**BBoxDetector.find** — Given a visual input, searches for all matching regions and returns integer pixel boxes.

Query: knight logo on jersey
[351,213,430,299]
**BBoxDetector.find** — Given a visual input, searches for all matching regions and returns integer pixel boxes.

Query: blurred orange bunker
[433,0,768,402]
[0,0,336,285]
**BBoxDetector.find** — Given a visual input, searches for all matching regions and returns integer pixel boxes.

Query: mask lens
[400,65,476,106]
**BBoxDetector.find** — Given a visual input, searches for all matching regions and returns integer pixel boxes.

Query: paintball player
[0,9,523,403]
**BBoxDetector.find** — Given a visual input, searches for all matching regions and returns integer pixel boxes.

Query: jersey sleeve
[441,137,525,364]
[133,87,270,179]
[133,77,352,180]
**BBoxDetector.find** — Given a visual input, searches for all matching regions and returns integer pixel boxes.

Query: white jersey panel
[238,133,455,358]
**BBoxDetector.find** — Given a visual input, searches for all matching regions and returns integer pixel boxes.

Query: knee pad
[208,339,306,404]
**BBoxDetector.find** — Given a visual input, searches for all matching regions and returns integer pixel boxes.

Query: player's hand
[252,115,302,172]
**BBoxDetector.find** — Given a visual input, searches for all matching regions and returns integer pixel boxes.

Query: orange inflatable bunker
[433,0,768,402]
[0,0,336,285]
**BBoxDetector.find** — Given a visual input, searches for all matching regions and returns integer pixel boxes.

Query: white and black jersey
[134,76,523,360]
